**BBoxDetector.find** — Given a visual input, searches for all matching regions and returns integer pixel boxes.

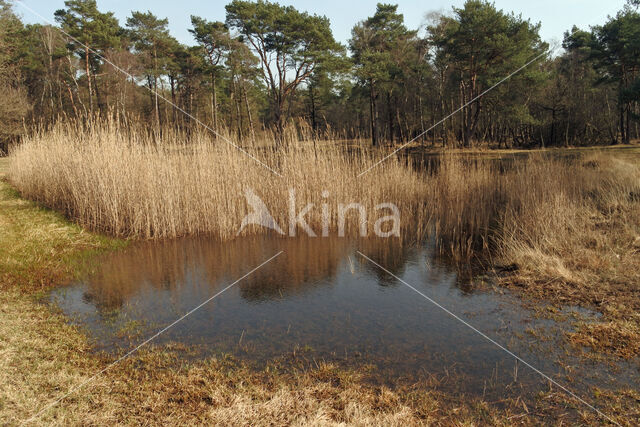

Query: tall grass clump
[497,153,640,294]
[8,122,430,240]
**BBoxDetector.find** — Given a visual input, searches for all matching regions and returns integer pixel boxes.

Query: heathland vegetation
[9,120,640,356]
[4,136,640,424]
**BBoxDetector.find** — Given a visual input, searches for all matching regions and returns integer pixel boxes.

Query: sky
[13,0,630,49]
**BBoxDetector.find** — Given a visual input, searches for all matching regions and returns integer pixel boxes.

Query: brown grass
[8,122,430,240]
[495,153,640,357]
[3,137,640,424]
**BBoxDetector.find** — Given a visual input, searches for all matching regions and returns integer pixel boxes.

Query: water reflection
[51,235,638,403]
[79,236,426,309]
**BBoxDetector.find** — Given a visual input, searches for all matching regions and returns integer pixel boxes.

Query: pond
[50,235,638,405]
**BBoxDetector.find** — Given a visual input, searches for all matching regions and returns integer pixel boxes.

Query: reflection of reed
[237,237,350,301]
[355,238,416,286]
[83,236,414,310]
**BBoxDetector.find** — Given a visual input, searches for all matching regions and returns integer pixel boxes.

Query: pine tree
[189,16,232,133]
[127,11,175,126]
[226,0,343,140]
[54,0,120,116]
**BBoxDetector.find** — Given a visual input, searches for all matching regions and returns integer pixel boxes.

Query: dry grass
[496,153,640,357]
[3,138,640,424]
[8,122,430,240]
[0,162,526,426]
[10,122,638,247]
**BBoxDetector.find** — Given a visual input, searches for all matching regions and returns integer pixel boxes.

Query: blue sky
[14,0,628,48]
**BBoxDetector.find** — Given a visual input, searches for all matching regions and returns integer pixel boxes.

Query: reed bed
[8,122,429,240]
[4,146,639,424]
[8,122,640,269]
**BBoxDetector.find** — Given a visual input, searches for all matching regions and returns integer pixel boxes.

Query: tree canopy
[1,0,638,148]
[226,0,344,136]
[54,0,120,114]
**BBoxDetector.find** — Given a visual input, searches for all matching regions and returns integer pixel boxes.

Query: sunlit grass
[2,135,640,424]
[8,122,429,240]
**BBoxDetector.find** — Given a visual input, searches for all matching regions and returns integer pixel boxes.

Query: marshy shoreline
[1,135,640,425]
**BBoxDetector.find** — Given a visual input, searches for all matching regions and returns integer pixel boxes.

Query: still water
[51,236,637,402]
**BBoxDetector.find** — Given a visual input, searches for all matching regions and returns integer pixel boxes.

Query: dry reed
[8,122,640,270]
[8,122,429,240]
[4,125,640,423]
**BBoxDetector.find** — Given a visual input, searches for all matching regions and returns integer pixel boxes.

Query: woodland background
[1,0,640,152]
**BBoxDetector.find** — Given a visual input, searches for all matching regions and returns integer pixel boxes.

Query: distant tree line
[1,0,640,152]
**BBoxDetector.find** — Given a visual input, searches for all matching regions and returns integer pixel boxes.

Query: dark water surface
[50,236,638,404]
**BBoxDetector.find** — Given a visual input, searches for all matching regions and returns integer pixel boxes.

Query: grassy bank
[495,153,640,359]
